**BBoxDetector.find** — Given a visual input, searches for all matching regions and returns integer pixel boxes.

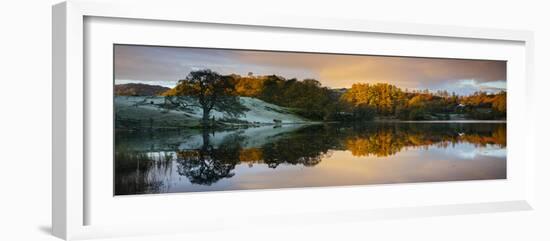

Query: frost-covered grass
[115,96,199,128]
[114,96,309,128]
[237,97,306,123]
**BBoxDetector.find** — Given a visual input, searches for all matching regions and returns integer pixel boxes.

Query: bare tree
[165,69,248,126]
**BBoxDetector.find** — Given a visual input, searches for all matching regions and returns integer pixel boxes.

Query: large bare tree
[165,69,247,126]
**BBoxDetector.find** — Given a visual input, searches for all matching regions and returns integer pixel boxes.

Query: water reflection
[114,123,506,195]
[175,132,241,185]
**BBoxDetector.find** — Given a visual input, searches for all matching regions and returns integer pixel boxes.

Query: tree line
[162,69,506,124]
[340,83,506,121]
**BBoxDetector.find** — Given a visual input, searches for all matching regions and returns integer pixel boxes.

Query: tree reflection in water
[175,131,241,185]
[114,122,506,195]
[344,123,506,157]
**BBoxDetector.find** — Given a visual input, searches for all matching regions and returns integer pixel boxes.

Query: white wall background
[0,0,548,240]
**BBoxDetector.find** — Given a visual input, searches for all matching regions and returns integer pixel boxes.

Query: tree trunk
[201,129,210,148]
[201,108,210,127]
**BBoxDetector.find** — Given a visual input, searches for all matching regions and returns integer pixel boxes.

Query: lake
[114,122,506,195]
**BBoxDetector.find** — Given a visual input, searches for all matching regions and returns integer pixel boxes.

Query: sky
[114,44,507,95]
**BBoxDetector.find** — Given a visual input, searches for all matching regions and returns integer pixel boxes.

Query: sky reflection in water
[114,123,506,195]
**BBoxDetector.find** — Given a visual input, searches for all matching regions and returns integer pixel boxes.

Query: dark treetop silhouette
[163,70,248,126]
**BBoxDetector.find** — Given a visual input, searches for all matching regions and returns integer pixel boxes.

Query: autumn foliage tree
[233,75,265,97]
[459,91,506,119]
[231,75,335,120]
[337,83,506,120]
[491,91,506,113]
[340,83,406,114]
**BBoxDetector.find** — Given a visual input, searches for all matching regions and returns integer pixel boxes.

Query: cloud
[236,51,506,89]
[428,79,506,95]
[114,45,506,94]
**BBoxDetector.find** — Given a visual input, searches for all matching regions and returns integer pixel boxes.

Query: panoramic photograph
[113,44,507,195]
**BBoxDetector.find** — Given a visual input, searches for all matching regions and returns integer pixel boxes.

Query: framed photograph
[53,0,535,240]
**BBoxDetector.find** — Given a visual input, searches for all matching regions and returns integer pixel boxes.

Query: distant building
[455,103,466,111]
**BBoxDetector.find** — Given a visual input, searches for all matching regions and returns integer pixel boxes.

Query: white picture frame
[52,0,535,240]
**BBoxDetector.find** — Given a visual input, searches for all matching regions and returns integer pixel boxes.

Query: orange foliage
[238,148,264,163]
[344,125,506,157]
[234,76,266,97]
[340,83,406,114]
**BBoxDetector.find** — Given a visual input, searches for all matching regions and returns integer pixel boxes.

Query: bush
[353,105,376,121]
[408,108,427,120]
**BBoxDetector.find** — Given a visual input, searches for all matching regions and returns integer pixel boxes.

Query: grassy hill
[115,96,309,129]
[114,83,170,96]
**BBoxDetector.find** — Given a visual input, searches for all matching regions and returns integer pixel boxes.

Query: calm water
[114,122,506,195]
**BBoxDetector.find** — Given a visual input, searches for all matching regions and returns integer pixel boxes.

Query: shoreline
[372,119,507,123]
[115,119,506,132]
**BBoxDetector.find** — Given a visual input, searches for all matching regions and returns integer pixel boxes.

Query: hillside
[114,83,170,96]
[115,96,309,129]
